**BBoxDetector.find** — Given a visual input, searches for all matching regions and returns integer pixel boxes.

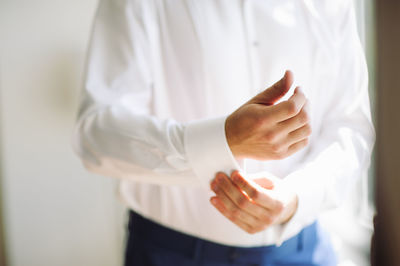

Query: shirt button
[252,41,259,47]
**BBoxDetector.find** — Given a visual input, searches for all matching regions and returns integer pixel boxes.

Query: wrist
[225,115,244,159]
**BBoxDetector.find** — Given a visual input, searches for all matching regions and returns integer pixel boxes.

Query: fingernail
[234,178,241,185]
[211,182,218,191]
[216,174,224,182]
[210,198,217,205]
[210,181,215,190]
[232,173,239,182]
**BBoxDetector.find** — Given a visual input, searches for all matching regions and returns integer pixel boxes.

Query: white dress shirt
[73,0,375,247]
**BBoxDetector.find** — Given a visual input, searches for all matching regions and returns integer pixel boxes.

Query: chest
[149,0,336,121]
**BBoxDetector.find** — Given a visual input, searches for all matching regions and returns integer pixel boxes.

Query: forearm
[73,104,241,186]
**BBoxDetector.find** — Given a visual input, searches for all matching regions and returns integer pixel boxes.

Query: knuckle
[248,228,258,234]
[234,176,245,187]
[262,216,273,225]
[237,197,247,208]
[286,101,299,116]
[273,149,287,160]
[260,214,270,223]
[218,180,226,190]
[270,143,281,153]
[249,189,259,200]
[258,225,268,232]
[304,124,312,136]
[265,131,278,143]
[302,138,309,146]
[231,209,240,220]
[299,111,310,124]
[297,90,306,98]
[272,153,282,160]
[274,202,284,214]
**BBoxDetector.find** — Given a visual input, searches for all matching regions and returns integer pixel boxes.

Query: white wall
[0,1,373,266]
[0,1,125,265]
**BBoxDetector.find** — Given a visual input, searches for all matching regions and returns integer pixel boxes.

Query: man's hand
[225,70,311,160]
[210,171,298,234]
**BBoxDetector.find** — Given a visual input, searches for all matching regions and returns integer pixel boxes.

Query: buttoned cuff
[275,167,325,246]
[184,116,243,186]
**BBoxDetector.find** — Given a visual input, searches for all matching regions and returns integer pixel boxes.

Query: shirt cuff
[184,116,243,186]
[275,167,325,246]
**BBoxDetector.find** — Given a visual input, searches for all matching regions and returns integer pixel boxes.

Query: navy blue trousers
[124,211,337,266]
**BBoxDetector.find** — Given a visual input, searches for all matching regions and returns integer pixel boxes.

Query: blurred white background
[0,1,374,266]
[0,1,125,265]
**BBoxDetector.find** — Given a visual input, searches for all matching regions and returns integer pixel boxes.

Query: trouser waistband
[127,211,318,264]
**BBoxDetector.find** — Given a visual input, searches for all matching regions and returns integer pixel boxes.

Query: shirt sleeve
[275,1,375,245]
[72,0,241,187]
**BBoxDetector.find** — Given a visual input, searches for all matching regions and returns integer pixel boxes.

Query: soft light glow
[272,2,296,27]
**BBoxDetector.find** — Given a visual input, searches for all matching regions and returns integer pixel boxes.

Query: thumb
[250,70,293,105]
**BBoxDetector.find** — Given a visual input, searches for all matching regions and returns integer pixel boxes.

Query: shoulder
[307,0,357,43]
[95,0,155,29]
[97,0,151,17]
[312,0,355,29]
[313,0,353,18]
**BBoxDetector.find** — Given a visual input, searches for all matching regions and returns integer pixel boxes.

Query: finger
[250,70,293,105]
[277,101,310,134]
[210,187,263,227]
[285,124,312,146]
[212,173,271,219]
[285,138,309,157]
[266,87,307,123]
[210,197,254,233]
[231,171,281,211]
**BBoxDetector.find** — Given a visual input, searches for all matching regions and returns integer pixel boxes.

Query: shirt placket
[241,0,270,246]
[242,0,261,96]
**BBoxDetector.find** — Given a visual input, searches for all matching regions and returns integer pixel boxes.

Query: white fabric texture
[73,0,375,247]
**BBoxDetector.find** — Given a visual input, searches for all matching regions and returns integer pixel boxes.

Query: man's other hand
[210,171,298,234]
[225,70,311,160]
